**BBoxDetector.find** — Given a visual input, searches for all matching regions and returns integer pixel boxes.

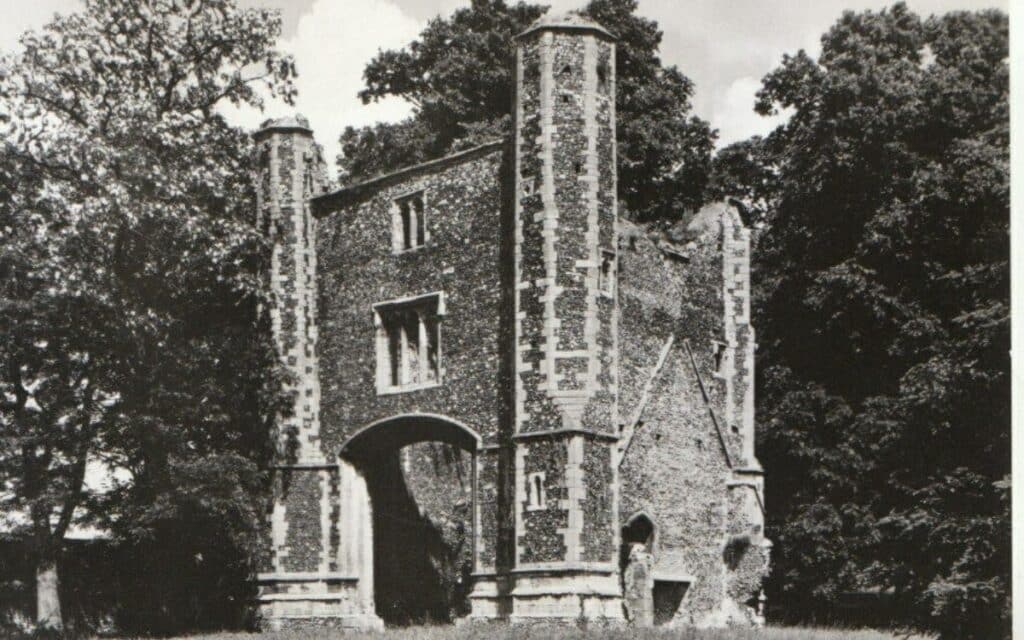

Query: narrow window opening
[400,202,412,250]
[394,192,426,252]
[561,93,572,104]
[599,250,616,297]
[414,196,425,247]
[597,62,609,92]
[574,161,583,175]
[712,341,727,373]
[425,315,439,383]
[559,64,573,77]
[387,318,401,387]
[526,472,546,510]
[402,310,421,385]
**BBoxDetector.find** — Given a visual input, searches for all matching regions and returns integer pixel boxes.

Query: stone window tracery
[374,293,443,393]
[393,191,426,252]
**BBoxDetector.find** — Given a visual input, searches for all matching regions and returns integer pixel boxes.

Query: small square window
[526,471,546,511]
[375,293,443,393]
[393,191,426,252]
[599,249,616,297]
[522,174,539,197]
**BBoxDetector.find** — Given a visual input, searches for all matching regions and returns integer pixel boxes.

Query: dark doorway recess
[343,415,478,627]
[620,512,655,567]
[653,580,688,625]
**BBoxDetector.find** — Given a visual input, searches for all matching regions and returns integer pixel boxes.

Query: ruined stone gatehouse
[254,12,769,630]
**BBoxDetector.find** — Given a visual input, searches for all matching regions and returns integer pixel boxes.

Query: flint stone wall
[617,210,762,625]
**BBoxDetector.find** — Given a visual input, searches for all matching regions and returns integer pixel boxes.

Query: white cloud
[228,0,582,177]
[0,0,81,52]
[4,0,1007,169]
[707,76,789,148]
[641,0,1002,148]
[225,0,423,176]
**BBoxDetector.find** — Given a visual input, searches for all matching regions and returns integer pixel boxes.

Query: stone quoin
[253,11,769,630]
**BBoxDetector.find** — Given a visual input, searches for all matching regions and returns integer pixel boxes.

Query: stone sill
[258,593,348,602]
[511,563,616,575]
[513,427,619,442]
[377,381,442,396]
[652,571,695,583]
[731,465,764,475]
[258,572,357,582]
[271,461,336,470]
[392,245,430,256]
[511,586,621,597]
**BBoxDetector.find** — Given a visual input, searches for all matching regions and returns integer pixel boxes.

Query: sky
[0,0,1007,171]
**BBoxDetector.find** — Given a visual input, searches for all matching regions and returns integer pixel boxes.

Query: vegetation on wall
[0,0,1009,637]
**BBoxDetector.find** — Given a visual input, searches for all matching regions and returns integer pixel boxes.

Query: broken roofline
[312,140,507,217]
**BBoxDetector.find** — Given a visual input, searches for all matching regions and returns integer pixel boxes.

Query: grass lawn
[178,625,905,640]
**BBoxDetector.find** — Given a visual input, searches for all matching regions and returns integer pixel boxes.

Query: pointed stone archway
[339,414,481,626]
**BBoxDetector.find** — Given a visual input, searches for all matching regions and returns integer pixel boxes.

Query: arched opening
[621,512,655,560]
[341,414,479,627]
[620,512,657,626]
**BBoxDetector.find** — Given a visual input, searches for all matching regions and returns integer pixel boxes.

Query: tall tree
[752,4,1009,638]
[340,0,715,223]
[0,0,292,633]
[705,135,777,227]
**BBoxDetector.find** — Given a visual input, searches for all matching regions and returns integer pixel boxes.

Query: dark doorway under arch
[620,512,655,567]
[341,415,479,627]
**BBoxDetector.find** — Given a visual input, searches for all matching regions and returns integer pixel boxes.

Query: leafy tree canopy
[0,0,292,632]
[749,4,1008,638]
[705,135,777,227]
[339,0,715,223]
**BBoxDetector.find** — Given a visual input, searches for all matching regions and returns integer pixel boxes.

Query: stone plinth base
[258,574,383,631]
[508,569,625,624]
[265,613,386,632]
[468,569,625,624]
[468,573,513,620]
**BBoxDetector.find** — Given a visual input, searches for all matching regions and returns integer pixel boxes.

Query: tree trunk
[36,559,63,633]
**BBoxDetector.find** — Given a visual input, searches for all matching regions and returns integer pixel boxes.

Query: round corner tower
[509,13,623,622]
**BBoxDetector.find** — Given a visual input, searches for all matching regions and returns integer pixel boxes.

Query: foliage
[0,0,293,633]
[339,0,715,223]
[750,4,1009,638]
[705,136,776,227]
